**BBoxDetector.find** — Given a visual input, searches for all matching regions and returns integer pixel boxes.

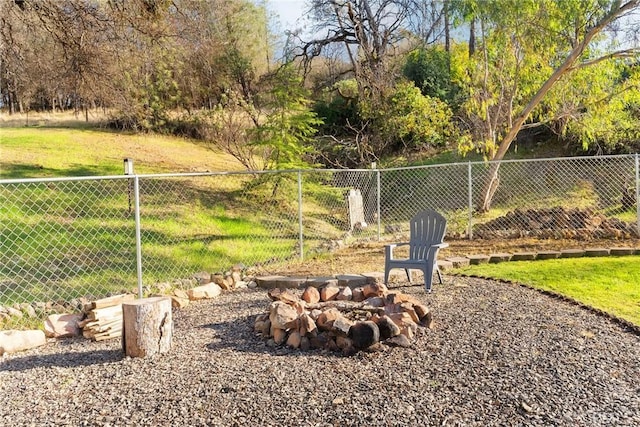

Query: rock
[192,271,212,285]
[309,309,322,320]
[376,315,401,340]
[0,330,46,355]
[305,277,338,288]
[361,272,385,285]
[276,277,308,289]
[400,303,420,323]
[231,271,242,286]
[336,336,357,356]
[268,288,299,304]
[336,274,368,288]
[254,320,265,333]
[362,283,388,298]
[309,332,330,349]
[223,274,235,290]
[20,303,37,318]
[412,303,430,321]
[384,334,412,348]
[173,289,189,300]
[467,254,490,265]
[386,292,420,305]
[331,315,354,336]
[273,328,287,345]
[292,301,307,315]
[5,306,23,318]
[336,287,352,301]
[187,283,222,300]
[349,321,380,350]
[247,280,258,288]
[299,336,311,351]
[316,308,341,331]
[212,274,230,290]
[259,319,272,337]
[302,286,320,304]
[170,295,190,309]
[364,296,385,307]
[420,311,434,329]
[286,331,301,349]
[234,280,248,289]
[269,301,299,330]
[44,313,83,338]
[298,314,318,336]
[352,287,365,302]
[320,285,340,302]
[389,312,418,340]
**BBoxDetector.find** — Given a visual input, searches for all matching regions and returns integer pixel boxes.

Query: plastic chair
[384,209,448,292]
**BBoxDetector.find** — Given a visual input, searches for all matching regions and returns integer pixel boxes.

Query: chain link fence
[1,154,639,328]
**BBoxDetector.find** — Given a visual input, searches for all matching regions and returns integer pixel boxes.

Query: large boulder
[44,313,83,338]
[187,283,222,300]
[269,301,299,330]
[349,321,380,350]
[0,330,46,355]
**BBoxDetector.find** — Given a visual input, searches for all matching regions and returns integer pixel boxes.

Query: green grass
[0,126,318,312]
[0,127,243,178]
[455,256,640,326]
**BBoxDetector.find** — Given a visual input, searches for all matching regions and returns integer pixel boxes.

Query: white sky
[268,0,307,32]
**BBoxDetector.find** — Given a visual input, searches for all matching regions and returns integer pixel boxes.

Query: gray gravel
[1,277,639,426]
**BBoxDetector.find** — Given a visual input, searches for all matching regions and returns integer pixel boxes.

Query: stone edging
[444,247,640,267]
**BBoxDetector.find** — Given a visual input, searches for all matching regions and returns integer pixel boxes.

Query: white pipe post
[133,175,143,299]
[376,169,381,241]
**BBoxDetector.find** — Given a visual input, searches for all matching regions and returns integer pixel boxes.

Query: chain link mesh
[1,155,639,329]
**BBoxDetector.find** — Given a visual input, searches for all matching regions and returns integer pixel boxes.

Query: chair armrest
[385,242,409,259]
[433,242,449,249]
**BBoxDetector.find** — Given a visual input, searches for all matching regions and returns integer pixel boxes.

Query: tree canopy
[1,0,639,182]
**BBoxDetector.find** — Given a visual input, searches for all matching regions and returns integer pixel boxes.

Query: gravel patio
[1,276,639,426]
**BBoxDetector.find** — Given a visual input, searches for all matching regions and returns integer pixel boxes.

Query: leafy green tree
[251,66,323,170]
[451,0,640,211]
[376,81,456,151]
[403,47,459,105]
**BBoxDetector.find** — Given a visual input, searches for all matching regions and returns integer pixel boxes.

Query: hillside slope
[0,125,244,179]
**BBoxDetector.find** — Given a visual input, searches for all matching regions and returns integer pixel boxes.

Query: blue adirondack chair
[384,209,448,292]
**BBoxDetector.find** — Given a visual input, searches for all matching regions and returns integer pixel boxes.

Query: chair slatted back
[408,209,447,260]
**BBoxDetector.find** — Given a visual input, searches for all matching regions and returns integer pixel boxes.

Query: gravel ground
[1,277,639,426]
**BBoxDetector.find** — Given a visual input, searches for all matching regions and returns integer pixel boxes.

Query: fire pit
[254,280,433,356]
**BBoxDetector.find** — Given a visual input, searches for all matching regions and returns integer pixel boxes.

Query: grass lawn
[0,126,243,178]
[455,256,640,326]
[0,125,346,315]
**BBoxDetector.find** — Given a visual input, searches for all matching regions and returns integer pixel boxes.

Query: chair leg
[404,269,411,283]
[436,266,443,284]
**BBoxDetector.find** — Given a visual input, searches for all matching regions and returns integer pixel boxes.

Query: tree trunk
[122,297,172,358]
[478,0,639,212]
[468,18,475,57]
[444,0,450,54]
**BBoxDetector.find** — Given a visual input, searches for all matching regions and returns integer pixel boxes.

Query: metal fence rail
[1,154,639,328]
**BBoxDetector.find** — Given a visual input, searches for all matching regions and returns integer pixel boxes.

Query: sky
[268,0,307,33]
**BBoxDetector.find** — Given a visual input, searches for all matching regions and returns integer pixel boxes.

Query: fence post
[133,175,143,299]
[467,161,473,240]
[376,169,381,241]
[298,171,304,261]
[636,153,639,232]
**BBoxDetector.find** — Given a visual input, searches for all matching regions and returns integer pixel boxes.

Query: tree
[453,0,640,211]
[250,65,323,170]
